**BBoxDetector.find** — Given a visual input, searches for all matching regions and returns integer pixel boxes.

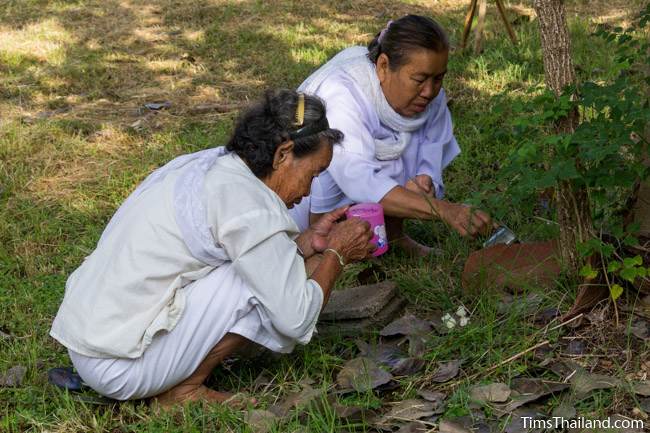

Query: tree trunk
[533,0,594,272]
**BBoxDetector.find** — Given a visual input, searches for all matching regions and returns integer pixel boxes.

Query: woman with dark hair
[50,90,374,406]
[290,15,492,255]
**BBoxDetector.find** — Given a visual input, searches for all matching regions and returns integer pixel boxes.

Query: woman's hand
[406,174,434,197]
[438,202,492,238]
[327,218,375,263]
[308,206,349,253]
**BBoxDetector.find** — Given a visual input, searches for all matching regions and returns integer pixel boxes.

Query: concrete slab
[320,281,397,321]
[317,295,408,337]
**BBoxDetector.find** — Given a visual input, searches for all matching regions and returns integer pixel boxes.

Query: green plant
[486,4,650,306]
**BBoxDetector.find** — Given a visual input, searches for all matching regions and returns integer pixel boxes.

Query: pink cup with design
[345,203,388,257]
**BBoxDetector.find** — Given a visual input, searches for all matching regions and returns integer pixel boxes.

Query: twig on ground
[483,339,550,375]
[187,103,240,115]
[459,339,551,383]
[563,369,577,383]
[546,313,584,333]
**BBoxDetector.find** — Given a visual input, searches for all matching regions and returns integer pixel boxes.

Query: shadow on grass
[0,0,463,110]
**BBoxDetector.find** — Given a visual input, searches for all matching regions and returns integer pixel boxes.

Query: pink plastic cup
[345,203,388,257]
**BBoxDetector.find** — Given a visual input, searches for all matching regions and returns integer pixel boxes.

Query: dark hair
[367,15,449,71]
[226,89,343,178]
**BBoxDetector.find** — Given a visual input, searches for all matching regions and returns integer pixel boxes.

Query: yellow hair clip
[294,93,305,127]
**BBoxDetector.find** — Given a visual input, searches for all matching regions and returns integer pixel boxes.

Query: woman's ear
[376,53,390,84]
[272,140,294,169]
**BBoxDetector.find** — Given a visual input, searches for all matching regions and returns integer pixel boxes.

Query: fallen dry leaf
[497,293,542,317]
[272,385,322,417]
[310,394,374,424]
[571,370,622,397]
[244,410,278,433]
[640,397,650,412]
[546,359,582,379]
[429,311,450,334]
[407,334,430,357]
[429,360,461,383]
[416,389,446,414]
[380,314,432,337]
[391,357,426,377]
[357,340,405,369]
[565,339,586,355]
[632,380,650,397]
[396,422,429,433]
[439,418,472,433]
[534,307,561,325]
[356,341,425,377]
[0,366,26,387]
[493,378,569,415]
[376,399,436,428]
[336,357,393,393]
[330,402,368,423]
[470,383,511,404]
[251,373,273,393]
[551,401,576,419]
[511,377,569,395]
[630,318,650,340]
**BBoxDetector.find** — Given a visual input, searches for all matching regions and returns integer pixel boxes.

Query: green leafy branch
[481,4,650,306]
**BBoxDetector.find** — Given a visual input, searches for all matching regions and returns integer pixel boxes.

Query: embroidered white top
[50,152,324,359]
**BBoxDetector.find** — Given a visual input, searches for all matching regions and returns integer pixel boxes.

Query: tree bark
[533,0,594,272]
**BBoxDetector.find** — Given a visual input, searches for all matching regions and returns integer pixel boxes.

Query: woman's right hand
[326,218,375,263]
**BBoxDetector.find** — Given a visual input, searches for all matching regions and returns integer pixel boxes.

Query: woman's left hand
[309,206,349,252]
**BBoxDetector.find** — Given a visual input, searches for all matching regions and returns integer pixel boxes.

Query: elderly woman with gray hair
[50,90,374,406]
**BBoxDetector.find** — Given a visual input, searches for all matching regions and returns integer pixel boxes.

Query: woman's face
[264,140,333,208]
[376,48,449,117]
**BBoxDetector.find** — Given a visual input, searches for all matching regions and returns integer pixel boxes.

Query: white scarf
[299,46,433,160]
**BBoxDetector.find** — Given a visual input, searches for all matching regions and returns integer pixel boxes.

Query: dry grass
[1,0,643,127]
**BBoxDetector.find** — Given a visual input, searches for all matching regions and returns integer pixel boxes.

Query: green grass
[1,0,649,431]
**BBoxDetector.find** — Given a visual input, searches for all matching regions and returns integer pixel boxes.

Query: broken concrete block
[319,296,407,337]
[320,281,398,321]
[318,281,407,337]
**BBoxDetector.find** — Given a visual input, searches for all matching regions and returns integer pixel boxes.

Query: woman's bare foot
[385,216,441,258]
[151,333,256,409]
[393,235,438,257]
[153,385,256,408]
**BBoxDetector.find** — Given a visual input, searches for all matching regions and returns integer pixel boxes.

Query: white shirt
[312,70,460,210]
[51,153,324,358]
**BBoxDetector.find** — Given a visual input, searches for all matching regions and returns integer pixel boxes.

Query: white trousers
[69,263,296,400]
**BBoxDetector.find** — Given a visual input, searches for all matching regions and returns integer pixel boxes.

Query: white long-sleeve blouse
[51,152,324,358]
